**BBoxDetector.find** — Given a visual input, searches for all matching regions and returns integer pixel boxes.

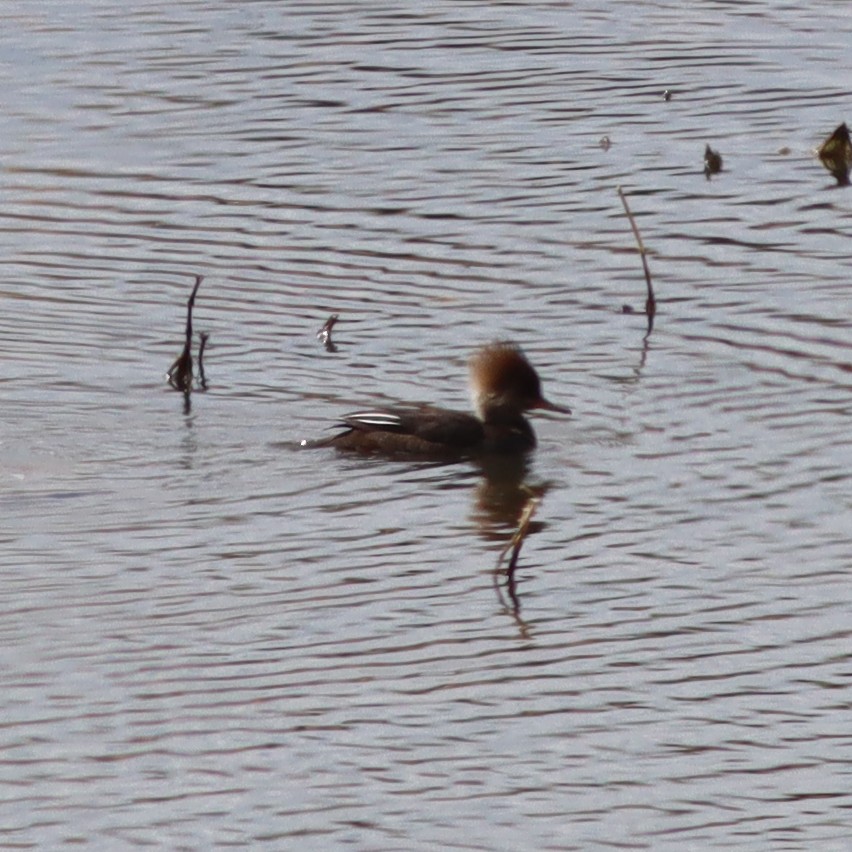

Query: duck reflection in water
[320,342,568,617]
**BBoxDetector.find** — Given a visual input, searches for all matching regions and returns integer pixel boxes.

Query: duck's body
[326,343,568,458]
[331,404,536,456]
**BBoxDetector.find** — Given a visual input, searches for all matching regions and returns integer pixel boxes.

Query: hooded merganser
[326,342,570,457]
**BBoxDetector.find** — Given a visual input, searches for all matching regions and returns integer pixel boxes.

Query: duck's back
[330,405,485,457]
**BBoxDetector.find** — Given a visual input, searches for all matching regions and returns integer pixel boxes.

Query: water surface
[1,2,851,849]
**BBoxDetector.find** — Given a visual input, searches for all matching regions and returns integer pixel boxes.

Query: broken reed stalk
[167,274,203,393]
[498,495,540,579]
[497,495,540,614]
[184,274,202,349]
[317,313,339,352]
[197,331,210,390]
[617,187,656,327]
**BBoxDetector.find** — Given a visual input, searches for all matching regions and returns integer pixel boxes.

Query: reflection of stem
[636,329,651,376]
[492,568,531,638]
[506,567,521,613]
[617,188,656,336]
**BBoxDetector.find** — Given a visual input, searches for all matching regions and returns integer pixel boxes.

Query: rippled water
[2,1,851,849]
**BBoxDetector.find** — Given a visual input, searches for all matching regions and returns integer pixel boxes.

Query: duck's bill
[535,397,572,415]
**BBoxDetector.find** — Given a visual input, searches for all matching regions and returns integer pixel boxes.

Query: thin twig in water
[197,331,209,390]
[317,314,339,352]
[498,495,541,611]
[167,274,203,392]
[617,187,656,333]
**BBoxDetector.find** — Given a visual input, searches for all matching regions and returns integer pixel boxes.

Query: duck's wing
[339,405,484,446]
[341,410,409,432]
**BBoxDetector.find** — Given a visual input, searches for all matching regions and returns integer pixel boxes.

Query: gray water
[2,2,851,849]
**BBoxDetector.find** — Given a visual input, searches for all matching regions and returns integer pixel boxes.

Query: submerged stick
[167,274,203,393]
[617,187,656,333]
